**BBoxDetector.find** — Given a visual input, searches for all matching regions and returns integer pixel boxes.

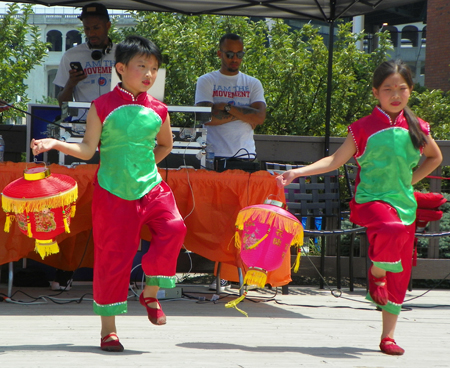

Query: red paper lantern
[234,200,304,289]
[2,166,78,259]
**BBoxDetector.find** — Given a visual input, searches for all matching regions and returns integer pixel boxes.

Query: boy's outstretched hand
[30,138,55,156]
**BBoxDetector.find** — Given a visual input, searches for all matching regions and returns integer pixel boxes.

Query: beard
[227,66,239,73]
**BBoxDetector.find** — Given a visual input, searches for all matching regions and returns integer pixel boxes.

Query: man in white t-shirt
[195,33,266,163]
[195,34,266,291]
[53,2,117,120]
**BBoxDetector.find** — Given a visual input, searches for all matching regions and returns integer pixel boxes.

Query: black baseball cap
[78,3,110,21]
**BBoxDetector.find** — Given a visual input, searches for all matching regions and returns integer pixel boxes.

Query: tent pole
[324,19,334,157]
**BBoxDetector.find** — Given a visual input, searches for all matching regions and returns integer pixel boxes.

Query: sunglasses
[223,51,245,59]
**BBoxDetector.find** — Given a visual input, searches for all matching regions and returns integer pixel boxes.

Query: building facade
[425,0,450,91]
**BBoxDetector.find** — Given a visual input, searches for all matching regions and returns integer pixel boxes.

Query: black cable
[230,148,255,161]
[295,245,450,310]
[403,271,450,303]
[2,101,76,136]
[57,229,93,293]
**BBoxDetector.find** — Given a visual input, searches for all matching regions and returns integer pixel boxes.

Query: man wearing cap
[53,2,116,116]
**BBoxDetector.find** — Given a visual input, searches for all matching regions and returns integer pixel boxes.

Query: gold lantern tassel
[35,239,60,260]
[61,206,71,233]
[225,291,248,317]
[4,213,12,232]
[293,250,302,273]
[63,216,70,233]
[26,215,33,238]
[246,233,269,250]
[292,230,304,273]
[70,203,76,217]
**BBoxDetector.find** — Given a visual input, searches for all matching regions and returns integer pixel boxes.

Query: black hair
[115,35,162,80]
[373,60,427,149]
[219,33,243,49]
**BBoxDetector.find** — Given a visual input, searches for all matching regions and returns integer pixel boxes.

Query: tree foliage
[119,14,392,134]
[409,88,450,141]
[0,3,49,123]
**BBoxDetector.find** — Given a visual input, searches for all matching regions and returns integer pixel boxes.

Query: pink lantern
[234,199,304,289]
[226,199,303,316]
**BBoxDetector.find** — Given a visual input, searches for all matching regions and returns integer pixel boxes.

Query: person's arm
[30,104,102,160]
[153,114,173,164]
[195,75,238,126]
[57,68,87,106]
[210,101,266,129]
[277,134,356,188]
[412,135,443,185]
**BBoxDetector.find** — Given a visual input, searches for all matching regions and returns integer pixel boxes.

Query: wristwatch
[224,104,232,113]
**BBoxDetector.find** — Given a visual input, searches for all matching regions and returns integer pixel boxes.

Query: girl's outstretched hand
[276,170,296,188]
[30,138,55,156]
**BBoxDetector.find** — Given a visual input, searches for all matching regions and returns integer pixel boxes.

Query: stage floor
[0,282,449,367]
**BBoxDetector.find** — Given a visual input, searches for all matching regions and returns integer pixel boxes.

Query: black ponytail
[373,60,427,149]
[403,105,427,149]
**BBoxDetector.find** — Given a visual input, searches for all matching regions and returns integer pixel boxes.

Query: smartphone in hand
[70,62,84,75]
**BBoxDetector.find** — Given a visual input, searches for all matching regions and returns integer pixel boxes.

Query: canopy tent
[8,0,424,21]
[10,0,425,155]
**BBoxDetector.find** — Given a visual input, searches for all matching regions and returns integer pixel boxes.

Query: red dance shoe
[139,292,166,325]
[100,333,124,352]
[368,265,388,306]
[379,337,405,355]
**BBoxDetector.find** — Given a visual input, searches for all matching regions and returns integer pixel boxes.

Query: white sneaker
[209,279,229,292]
[50,280,72,291]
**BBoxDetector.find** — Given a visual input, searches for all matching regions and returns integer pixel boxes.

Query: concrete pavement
[1,282,449,368]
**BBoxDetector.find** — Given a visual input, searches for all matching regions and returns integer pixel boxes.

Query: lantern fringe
[234,207,304,251]
[35,239,59,260]
[4,214,12,232]
[1,186,78,214]
[244,268,268,289]
[225,291,248,317]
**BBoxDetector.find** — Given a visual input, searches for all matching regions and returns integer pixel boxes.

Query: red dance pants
[92,181,186,308]
[350,200,415,307]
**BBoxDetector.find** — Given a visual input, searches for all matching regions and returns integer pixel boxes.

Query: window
[47,30,62,52]
[66,30,82,51]
[401,26,419,48]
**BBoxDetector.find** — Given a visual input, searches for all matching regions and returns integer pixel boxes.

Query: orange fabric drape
[0,162,292,286]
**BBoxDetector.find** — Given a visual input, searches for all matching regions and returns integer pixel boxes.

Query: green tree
[409,88,450,141]
[118,14,392,134]
[0,3,49,123]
